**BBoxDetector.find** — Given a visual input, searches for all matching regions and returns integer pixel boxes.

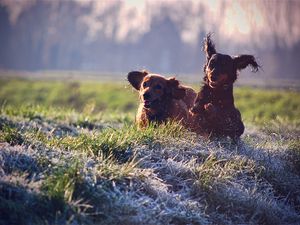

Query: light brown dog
[127,70,196,128]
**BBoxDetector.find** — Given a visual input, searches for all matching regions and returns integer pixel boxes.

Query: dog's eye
[155,84,162,90]
[143,82,148,88]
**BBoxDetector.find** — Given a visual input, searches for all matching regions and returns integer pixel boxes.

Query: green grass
[1,78,299,124]
[0,126,24,145]
[42,160,83,202]
[0,79,137,113]
[0,77,300,225]
[234,87,300,123]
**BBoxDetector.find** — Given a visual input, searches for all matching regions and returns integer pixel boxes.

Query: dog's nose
[143,92,151,100]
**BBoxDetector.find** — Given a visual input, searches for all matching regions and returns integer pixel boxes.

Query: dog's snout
[143,92,151,100]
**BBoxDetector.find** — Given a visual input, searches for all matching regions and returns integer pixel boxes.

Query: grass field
[0,76,300,225]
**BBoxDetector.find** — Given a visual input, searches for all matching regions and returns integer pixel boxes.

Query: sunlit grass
[234,87,300,123]
[0,79,138,113]
[1,77,300,225]
[1,78,299,124]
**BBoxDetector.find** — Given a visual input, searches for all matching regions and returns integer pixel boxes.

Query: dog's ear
[167,77,186,99]
[233,55,260,72]
[203,33,217,62]
[127,70,148,90]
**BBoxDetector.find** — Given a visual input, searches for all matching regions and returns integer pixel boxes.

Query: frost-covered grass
[0,78,300,225]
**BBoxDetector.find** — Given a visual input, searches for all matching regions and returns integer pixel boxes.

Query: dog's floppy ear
[167,77,186,99]
[233,55,260,72]
[127,70,148,90]
[203,33,217,62]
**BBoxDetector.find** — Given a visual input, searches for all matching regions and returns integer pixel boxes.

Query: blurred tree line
[0,0,299,78]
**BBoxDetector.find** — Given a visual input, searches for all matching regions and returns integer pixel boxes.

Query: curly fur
[191,34,260,139]
[128,71,196,128]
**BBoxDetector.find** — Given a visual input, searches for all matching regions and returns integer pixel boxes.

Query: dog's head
[203,34,260,89]
[127,70,186,109]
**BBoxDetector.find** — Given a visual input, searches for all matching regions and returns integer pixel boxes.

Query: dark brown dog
[191,34,260,139]
[128,70,196,128]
